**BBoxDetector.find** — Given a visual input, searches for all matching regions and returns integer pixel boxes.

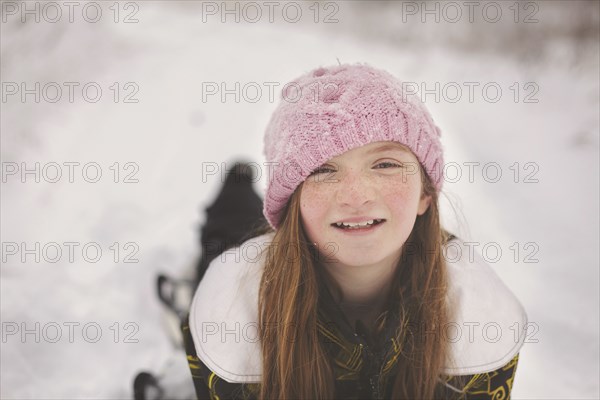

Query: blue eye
[375,161,402,169]
[310,167,336,175]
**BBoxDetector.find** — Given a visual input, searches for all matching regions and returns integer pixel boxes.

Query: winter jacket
[183,232,528,399]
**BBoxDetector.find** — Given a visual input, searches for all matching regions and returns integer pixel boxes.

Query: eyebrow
[366,143,410,155]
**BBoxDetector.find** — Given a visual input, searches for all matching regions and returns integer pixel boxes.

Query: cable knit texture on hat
[263,63,444,229]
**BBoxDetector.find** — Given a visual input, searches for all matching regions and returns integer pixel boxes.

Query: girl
[183,63,528,399]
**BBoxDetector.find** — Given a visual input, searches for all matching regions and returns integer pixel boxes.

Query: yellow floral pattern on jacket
[183,317,520,400]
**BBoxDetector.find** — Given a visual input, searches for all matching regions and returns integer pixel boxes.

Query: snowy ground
[1,1,599,399]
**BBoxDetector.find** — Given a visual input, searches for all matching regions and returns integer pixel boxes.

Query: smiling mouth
[331,219,386,230]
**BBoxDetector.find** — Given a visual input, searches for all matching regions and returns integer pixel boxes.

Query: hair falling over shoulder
[253,172,454,400]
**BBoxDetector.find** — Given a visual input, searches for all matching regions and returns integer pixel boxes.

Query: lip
[330,217,386,236]
[331,219,385,236]
[331,216,384,224]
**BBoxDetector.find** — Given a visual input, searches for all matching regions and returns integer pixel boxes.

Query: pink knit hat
[263,63,444,229]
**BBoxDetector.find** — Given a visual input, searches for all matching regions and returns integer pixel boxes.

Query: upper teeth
[334,219,382,228]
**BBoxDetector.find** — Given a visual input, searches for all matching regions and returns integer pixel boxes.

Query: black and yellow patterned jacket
[183,233,527,399]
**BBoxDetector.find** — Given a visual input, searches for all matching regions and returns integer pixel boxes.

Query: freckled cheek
[300,186,332,225]
[381,186,421,217]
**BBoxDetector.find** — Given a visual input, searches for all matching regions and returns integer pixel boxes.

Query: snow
[1,1,598,399]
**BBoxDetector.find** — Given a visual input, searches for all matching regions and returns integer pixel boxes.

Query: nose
[334,171,376,208]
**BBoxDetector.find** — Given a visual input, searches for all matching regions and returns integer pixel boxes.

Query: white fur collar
[189,233,528,383]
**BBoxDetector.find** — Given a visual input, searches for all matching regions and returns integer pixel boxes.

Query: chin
[324,251,392,269]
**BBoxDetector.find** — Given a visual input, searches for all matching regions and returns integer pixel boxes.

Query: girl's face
[300,141,431,269]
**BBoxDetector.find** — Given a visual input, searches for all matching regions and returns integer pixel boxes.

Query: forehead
[364,142,411,154]
[331,141,412,160]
